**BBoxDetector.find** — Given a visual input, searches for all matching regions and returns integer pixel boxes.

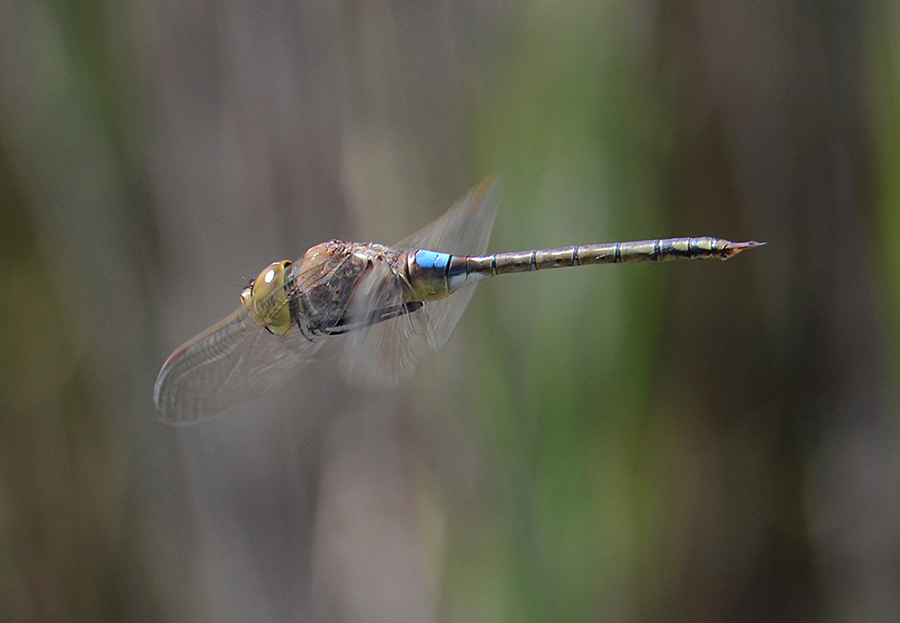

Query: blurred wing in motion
[342,175,502,386]
[340,259,431,387]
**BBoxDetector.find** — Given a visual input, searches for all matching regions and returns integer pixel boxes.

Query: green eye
[241,261,293,335]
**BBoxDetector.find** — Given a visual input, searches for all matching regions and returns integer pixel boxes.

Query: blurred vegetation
[1,0,898,621]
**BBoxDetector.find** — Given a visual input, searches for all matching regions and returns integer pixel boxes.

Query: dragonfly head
[241,260,294,335]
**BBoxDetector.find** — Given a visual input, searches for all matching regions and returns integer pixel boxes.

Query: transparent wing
[153,307,325,424]
[395,174,501,349]
[153,256,346,424]
[342,175,502,387]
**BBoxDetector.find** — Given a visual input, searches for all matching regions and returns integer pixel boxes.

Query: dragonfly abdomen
[481,237,761,274]
[408,237,762,301]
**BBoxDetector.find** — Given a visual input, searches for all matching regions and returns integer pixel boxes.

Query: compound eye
[241,260,293,335]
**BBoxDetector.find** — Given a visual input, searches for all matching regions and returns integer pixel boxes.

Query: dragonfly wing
[396,174,501,349]
[342,175,502,387]
[153,306,324,424]
[154,251,356,423]
[395,175,501,253]
[341,260,431,388]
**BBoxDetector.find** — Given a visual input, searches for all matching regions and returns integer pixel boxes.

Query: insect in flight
[154,176,763,423]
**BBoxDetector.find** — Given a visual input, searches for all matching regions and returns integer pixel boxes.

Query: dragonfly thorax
[291,241,406,336]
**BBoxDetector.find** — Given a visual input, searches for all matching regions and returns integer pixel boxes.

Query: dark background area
[1,0,898,621]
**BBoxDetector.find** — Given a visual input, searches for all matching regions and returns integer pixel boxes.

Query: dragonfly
[154,176,763,424]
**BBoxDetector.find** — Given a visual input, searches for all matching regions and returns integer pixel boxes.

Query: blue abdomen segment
[408,250,454,301]
[414,249,451,271]
[408,249,496,301]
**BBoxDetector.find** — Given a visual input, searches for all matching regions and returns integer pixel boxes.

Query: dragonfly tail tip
[727,240,766,257]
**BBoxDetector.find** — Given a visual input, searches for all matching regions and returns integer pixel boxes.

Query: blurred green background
[2,0,899,621]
